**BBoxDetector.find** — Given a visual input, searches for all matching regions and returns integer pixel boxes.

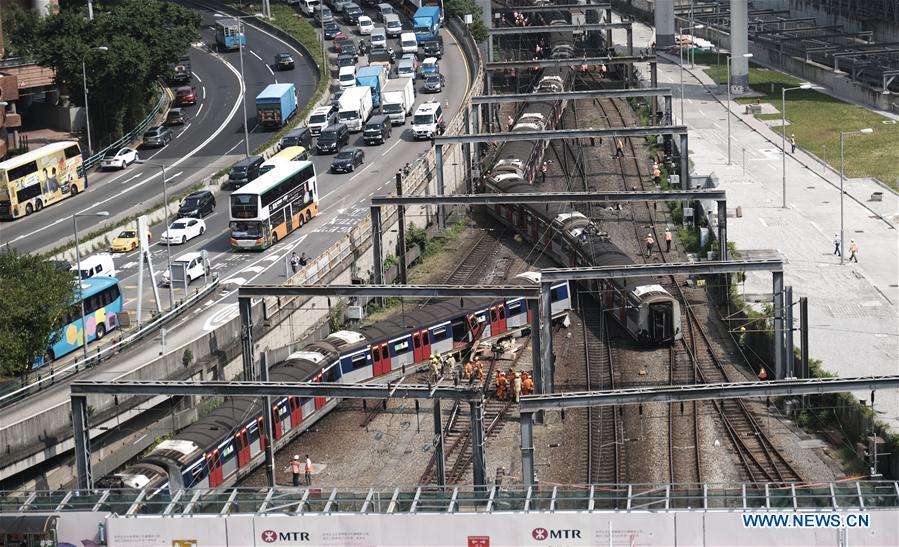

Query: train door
[489,304,507,336]
[272,404,283,439]
[235,430,248,468]
[649,302,674,342]
[314,376,326,409]
[412,331,423,362]
[290,397,303,428]
[420,329,431,358]
[206,450,222,487]
[371,343,389,376]
[255,417,265,455]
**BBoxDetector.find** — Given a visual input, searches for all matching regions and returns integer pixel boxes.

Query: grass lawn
[687,51,899,189]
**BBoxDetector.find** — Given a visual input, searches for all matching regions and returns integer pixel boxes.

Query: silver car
[397,57,416,80]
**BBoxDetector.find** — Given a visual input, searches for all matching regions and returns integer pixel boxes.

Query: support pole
[679,133,689,184]
[470,400,487,491]
[520,411,535,486]
[539,282,554,394]
[626,28,634,56]
[472,106,482,171]
[650,63,658,123]
[371,206,384,286]
[463,107,473,193]
[784,286,794,378]
[433,398,446,488]
[800,297,809,380]
[773,271,784,379]
[259,351,276,487]
[717,200,728,261]
[530,299,542,395]
[435,144,446,229]
[664,95,672,125]
[396,174,408,285]
[239,296,255,381]
[72,395,93,490]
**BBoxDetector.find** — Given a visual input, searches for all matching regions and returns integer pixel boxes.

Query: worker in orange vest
[464,361,474,380]
[496,372,507,400]
[664,228,673,252]
[522,372,534,395]
[475,362,484,381]
[284,455,302,487]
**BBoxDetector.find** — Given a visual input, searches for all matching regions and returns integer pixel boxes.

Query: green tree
[0,2,43,56]
[444,0,481,18]
[0,251,75,378]
[28,0,200,139]
[470,20,489,43]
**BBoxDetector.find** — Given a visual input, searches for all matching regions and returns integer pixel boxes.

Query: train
[107,273,572,491]
[482,5,683,344]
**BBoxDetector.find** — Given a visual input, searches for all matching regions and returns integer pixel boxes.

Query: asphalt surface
[0,4,471,430]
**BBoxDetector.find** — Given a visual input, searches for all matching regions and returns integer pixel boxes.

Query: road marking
[192,71,203,83]
[225,140,243,155]
[698,108,706,116]
[250,50,264,62]
[196,103,204,117]
[176,123,192,138]
[266,64,275,76]
[223,276,248,285]
[202,86,207,99]
[712,122,721,129]
[120,172,142,185]
[348,164,371,181]
[382,139,401,155]
[121,261,138,269]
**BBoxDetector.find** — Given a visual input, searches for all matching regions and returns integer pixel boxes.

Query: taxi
[110,229,151,252]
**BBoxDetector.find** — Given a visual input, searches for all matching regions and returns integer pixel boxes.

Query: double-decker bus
[215,19,246,51]
[0,141,86,219]
[39,276,124,365]
[229,161,318,250]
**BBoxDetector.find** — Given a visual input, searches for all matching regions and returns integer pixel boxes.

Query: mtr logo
[532,528,582,541]
[260,530,311,543]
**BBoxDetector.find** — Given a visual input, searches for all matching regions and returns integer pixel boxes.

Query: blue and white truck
[255,83,298,130]
[413,6,441,42]
[355,66,388,108]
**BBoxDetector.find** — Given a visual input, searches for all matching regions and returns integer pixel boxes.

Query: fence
[82,85,168,171]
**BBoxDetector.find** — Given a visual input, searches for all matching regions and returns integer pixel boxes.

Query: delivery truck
[355,65,388,108]
[255,83,298,130]
[381,77,415,125]
[337,86,373,132]
[413,6,441,42]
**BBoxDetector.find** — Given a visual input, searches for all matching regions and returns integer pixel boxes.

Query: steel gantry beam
[539,259,782,282]
[371,190,725,206]
[434,125,687,145]
[488,22,631,34]
[493,4,611,14]
[485,55,654,71]
[518,375,899,485]
[237,284,540,298]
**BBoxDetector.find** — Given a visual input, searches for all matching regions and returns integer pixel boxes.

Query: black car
[227,156,264,189]
[421,39,443,59]
[165,108,189,126]
[275,53,295,70]
[343,3,363,24]
[178,190,216,218]
[317,123,350,154]
[330,147,365,173]
[337,53,356,68]
[423,73,446,93]
[323,22,340,40]
[340,42,358,59]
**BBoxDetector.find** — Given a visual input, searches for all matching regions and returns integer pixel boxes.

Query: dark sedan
[330,147,365,173]
[323,22,340,40]
[344,4,363,25]
[421,40,443,59]
[423,73,446,93]
[275,53,294,70]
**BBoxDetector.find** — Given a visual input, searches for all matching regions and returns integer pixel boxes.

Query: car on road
[316,122,349,154]
[99,147,138,170]
[334,35,353,54]
[142,126,173,147]
[308,105,337,135]
[174,86,197,106]
[227,155,265,189]
[339,42,358,59]
[330,0,351,13]
[275,53,295,70]
[160,218,206,245]
[396,54,417,79]
[377,3,394,22]
[370,27,387,49]
[177,190,216,218]
[421,39,443,59]
[336,52,356,68]
[161,251,210,286]
[330,147,364,172]
[110,229,151,253]
[420,57,439,77]
[323,21,340,39]
[423,73,446,93]
[400,32,418,54]
[314,6,333,25]
[343,3,363,25]
[384,14,402,37]
[339,65,357,89]
[357,16,374,35]
[165,108,189,126]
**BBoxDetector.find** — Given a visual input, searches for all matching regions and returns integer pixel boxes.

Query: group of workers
[426,352,535,402]
[494,369,534,402]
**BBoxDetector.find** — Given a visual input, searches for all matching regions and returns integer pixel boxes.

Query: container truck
[337,86,373,132]
[355,65,388,108]
[381,77,415,125]
[255,83,298,130]
[413,6,441,42]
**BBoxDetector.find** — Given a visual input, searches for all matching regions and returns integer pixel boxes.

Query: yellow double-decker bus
[229,161,318,250]
[0,141,86,219]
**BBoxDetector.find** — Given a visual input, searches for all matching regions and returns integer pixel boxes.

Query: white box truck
[337,86,373,132]
[381,77,415,125]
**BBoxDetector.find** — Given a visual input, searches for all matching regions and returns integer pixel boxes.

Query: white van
[384,14,402,37]
[370,27,387,50]
[75,253,117,280]
[339,65,357,89]
[400,32,418,54]
[377,3,394,22]
[412,101,445,140]
[300,0,321,16]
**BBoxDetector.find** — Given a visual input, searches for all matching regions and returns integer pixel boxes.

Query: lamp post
[839,128,873,264]
[73,211,110,363]
[780,83,812,208]
[81,46,108,157]
[678,24,704,124]
[217,15,251,157]
[726,53,753,165]
[137,160,176,308]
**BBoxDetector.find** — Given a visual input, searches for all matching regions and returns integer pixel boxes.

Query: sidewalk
[612,19,899,429]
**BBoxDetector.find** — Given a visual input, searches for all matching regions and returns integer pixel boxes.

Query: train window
[499,306,506,319]
[413,335,421,348]
[351,353,368,370]
[221,442,235,462]
[451,320,466,340]
[248,424,259,444]
[372,347,380,361]
[508,301,522,314]
[551,287,560,300]
[323,367,338,382]
[431,326,447,340]
[393,340,409,353]
[278,404,289,418]
[490,308,497,322]
[422,331,429,345]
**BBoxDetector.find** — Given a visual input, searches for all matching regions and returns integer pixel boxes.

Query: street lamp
[73,211,109,363]
[839,128,873,264]
[726,53,753,165]
[137,160,176,308]
[215,15,251,157]
[678,24,704,124]
[780,83,813,208]
[81,46,108,157]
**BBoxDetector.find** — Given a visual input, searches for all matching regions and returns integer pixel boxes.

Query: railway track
[668,344,703,484]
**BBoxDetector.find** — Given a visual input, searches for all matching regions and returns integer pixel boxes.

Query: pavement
[611,18,899,429]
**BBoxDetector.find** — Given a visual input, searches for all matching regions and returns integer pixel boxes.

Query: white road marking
[382,139,401,155]
[712,122,721,129]
[192,71,203,83]
[266,64,275,76]
[196,103,204,117]
[121,261,138,269]
[202,86,207,99]
[223,276,248,285]
[226,141,243,155]
[176,123,192,138]
[120,172,142,185]
[250,50,264,62]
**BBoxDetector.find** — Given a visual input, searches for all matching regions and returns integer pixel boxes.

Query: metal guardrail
[82,85,168,171]
[0,277,220,410]
[0,56,36,69]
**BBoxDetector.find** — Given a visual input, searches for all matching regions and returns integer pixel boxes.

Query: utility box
[346,305,364,320]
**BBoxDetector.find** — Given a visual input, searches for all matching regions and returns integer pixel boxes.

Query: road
[0,4,471,436]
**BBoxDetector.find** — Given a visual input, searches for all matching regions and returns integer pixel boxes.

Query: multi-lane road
[0,2,471,440]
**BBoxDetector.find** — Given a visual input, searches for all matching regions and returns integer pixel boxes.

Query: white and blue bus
[215,19,246,51]
[38,276,124,366]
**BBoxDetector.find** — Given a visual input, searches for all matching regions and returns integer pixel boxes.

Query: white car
[161,251,210,286]
[357,16,374,35]
[100,147,138,170]
[159,218,206,244]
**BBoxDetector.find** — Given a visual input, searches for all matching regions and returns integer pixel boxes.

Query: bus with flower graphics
[39,276,123,366]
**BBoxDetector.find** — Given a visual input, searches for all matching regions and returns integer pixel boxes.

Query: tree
[0,3,43,57]
[470,20,489,43]
[0,251,75,379]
